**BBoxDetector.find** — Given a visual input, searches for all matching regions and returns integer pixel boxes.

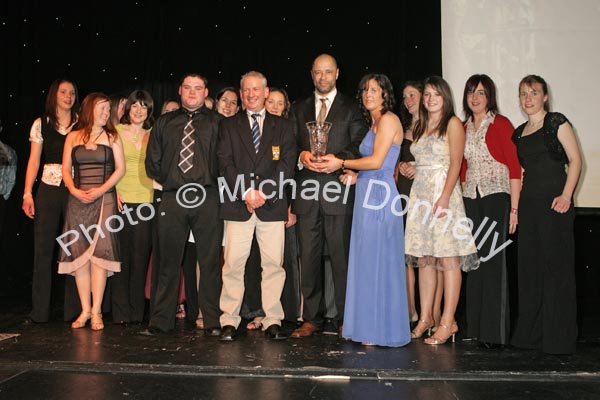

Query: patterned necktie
[317,97,328,123]
[178,114,195,173]
[251,113,261,153]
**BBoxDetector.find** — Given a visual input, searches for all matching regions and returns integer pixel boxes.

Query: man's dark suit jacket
[217,111,297,222]
[291,92,368,215]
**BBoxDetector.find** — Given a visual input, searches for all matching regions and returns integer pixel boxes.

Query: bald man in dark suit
[291,54,368,338]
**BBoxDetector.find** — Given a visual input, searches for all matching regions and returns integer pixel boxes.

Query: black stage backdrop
[0,1,441,295]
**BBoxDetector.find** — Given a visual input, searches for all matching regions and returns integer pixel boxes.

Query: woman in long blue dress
[323,73,410,347]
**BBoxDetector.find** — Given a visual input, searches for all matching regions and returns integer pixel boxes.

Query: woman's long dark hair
[43,79,79,130]
[356,73,396,126]
[400,80,423,130]
[413,76,455,142]
[121,90,155,129]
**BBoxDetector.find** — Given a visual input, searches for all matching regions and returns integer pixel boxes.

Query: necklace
[527,113,546,129]
[131,129,146,144]
[90,129,104,142]
[84,129,104,150]
[128,128,146,150]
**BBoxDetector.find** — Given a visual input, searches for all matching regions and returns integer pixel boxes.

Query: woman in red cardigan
[460,74,521,349]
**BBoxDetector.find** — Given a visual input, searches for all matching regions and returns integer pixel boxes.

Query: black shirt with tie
[145,106,223,191]
[144,105,224,332]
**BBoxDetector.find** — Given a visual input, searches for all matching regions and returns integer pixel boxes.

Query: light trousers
[220,213,285,329]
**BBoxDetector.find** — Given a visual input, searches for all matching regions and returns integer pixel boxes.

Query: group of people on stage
[21,53,581,355]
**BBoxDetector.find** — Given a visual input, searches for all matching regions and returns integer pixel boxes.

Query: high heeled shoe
[91,313,104,331]
[71,311,91,329]
[411,319,434,339]
[424,323,458,345]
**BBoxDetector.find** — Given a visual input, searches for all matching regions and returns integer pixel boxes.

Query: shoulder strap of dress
[543,112,570,162]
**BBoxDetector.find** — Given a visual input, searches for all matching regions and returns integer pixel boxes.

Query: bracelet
[341,159,346,170]
[510,208,518,215]
[23,192,32,199]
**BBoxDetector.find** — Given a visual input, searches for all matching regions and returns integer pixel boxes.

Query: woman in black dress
[396,81,421,326]
[510,75,582,354]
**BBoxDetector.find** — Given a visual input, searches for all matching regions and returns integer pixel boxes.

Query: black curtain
[0,0,441,294]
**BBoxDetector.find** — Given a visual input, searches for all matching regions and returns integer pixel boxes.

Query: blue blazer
[217,111,297,222]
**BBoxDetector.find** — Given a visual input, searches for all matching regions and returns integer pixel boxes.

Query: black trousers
[281,225,301,321]
[296,202,352,327]
[31,182,80,322]
[111,202,152,323]
[149,188,223,331]
[464,192,511,344]
[181,241,198,322]
[148,190,162,317]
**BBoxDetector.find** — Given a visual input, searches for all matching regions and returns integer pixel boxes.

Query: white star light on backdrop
[3,4,430,129]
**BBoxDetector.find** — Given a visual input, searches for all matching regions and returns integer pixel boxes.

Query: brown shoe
[291,321,319,338]
[338,324,344,338]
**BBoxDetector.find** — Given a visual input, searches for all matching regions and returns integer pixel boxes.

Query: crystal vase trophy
[306,121,332,163]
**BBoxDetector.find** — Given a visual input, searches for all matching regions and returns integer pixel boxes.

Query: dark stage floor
[1,296,600,400]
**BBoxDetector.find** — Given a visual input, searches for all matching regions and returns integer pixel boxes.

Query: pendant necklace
[130,128,145,150]
[85,129,104,150]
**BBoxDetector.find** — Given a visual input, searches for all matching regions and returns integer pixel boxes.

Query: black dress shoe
[478,341,504,350]
[184,319,198,329]
[204,327,222,337]
[21,317,46,325]
[219,325,236,341]
[322,318,338,336]
[139,326,168,336]
[265,324,288,340]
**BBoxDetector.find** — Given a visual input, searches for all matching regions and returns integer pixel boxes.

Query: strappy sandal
[424,323,458,345]
[71,311,91,329]
[91,313,104,331]
[411,319,434,339]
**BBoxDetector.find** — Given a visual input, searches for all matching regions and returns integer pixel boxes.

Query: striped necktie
[251,113,261,153]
